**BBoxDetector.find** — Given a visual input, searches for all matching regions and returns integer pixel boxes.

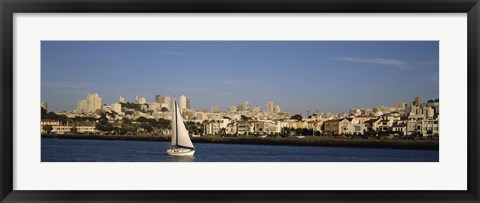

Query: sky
[41,41,439,114]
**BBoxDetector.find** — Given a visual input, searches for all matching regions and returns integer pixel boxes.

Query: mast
[175,99,178,147]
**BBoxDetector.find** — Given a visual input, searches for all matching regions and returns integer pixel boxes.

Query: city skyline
[41,41,439,113]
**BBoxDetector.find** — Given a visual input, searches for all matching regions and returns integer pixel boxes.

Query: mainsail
[171,99,195,149]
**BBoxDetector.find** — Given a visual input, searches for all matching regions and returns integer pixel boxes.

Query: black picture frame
[1,0,479,202]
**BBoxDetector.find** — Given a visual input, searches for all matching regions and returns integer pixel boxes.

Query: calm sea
[41,137,439,162]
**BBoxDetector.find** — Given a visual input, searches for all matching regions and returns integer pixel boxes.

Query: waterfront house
[323,118,354,135]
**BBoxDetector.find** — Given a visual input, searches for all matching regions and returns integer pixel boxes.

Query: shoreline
[41,134,439,150]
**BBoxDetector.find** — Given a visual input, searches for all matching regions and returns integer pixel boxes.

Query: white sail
[171,99,194,149]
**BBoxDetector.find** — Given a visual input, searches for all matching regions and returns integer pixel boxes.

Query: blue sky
[41,41,439,114]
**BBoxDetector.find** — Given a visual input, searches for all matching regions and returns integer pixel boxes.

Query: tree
[219,128,226,135]
[41,107,47,117]
[70,127,78,134]
[140,123,153,132]
[43,125,53,134]
[290,114,302,121]
[161,107,169,112]
[241,115,250,121]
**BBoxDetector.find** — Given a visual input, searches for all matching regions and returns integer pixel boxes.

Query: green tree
[290,114,302,121]
[140,123,153,132]
[70,127,78,134]
[241,115,251,121]
[43,125,53,134]
[161,107,169,112]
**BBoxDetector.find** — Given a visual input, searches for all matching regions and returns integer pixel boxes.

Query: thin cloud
[334,57,408,68]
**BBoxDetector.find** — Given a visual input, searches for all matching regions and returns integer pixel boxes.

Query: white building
[111,103,122,113]
[77,99,87,113]
[155,94,171,110]
[274,105,281,113]
[179,95,187,109]
[118,96,125,103]
[86,93,102,112]
[138,97,146,104]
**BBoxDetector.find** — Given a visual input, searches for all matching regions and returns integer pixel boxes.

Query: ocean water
[41,138,439,162]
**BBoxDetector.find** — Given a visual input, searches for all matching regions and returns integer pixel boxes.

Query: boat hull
[166,148,195,156]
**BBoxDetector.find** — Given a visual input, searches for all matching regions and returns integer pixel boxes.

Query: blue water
[41,138,439,162]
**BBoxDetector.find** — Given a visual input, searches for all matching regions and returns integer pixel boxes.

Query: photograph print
[40,41,439,162]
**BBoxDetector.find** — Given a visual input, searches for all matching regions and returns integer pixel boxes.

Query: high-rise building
[86,93,102,112]
[179,95,187,109]
[274,105,281,113]
[413,96,423,106]
[186,98,191,109]
[77,99,87,113]
[211,106,219,113]
[155,94,163,103]
[163,96,171,110]
[267,101,275,113]
[118,96,125,103]
[154,94,171,109]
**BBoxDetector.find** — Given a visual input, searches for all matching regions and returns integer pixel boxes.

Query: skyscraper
[155,94,171,109]
[86,93,102,112]
[179,95,187,109]
[414,96,424,106]
[267,101,274,113]
[186,98,191,109]
[211,106,219,113]
[163,96,171,110]
[77,99,87,113]
[155,94,163,103]
[274,105,281,113]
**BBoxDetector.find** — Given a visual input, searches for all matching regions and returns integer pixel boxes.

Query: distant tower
[414,96,424,106]
[86,93,102,112]
[77,100,87,113]
[155,94,162,103]
[267,101,275,113]
[118,96,125,103]
[211,106,219,113]
[179,95,187,109]
[274,105,281,113]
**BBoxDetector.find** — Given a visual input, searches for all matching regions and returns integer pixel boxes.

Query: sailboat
[166,98,195,156]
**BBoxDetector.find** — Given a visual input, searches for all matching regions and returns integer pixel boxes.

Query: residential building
[111,103,122,113]
[323,118,354,135]
[86,93,102,112]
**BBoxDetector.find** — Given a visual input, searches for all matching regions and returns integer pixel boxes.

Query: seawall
[41,134,439,150]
